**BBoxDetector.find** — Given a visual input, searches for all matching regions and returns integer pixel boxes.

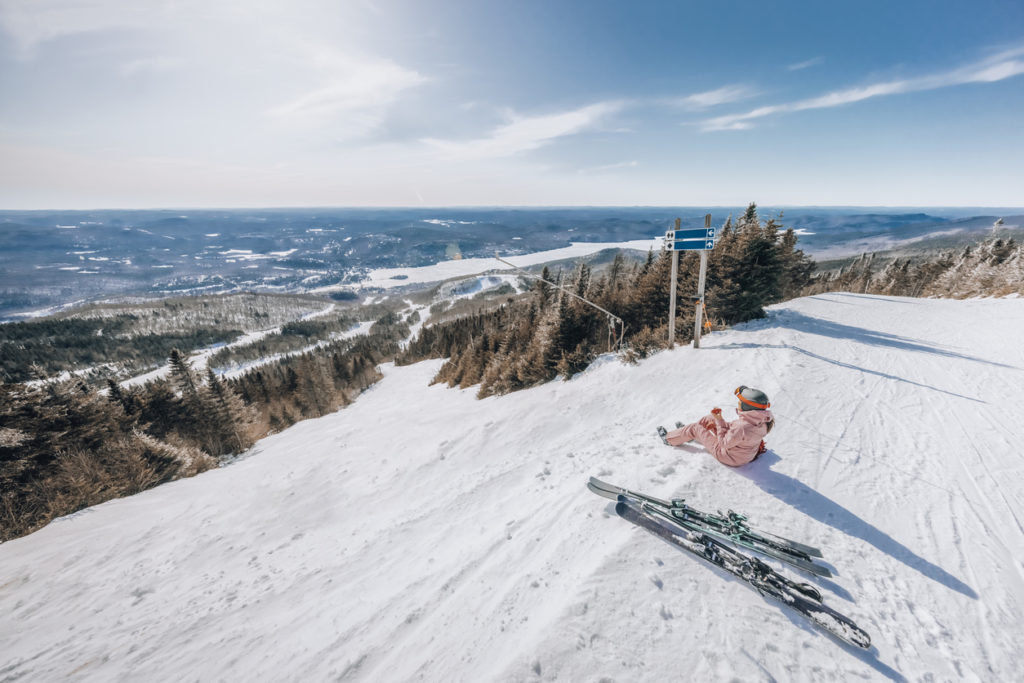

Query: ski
[589,476,823,559]
[615,499,871,650]
[641,500,832,578]
[589,476,822,557]
[587,478,830,577]
[589,476,675,508]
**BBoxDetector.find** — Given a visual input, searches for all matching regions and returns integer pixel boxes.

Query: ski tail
[756,530,824,558]
[614,499,871,650]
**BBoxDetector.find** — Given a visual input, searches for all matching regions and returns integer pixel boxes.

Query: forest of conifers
[398,204,813,395]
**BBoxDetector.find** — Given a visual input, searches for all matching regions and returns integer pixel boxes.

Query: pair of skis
[588,476,830,577]
[589,477,871,649]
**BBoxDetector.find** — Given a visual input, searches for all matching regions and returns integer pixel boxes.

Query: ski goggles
[734,385,770,410]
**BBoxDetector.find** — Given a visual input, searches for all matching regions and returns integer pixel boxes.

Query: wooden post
[667,218,680,347]
[693,213,711,348]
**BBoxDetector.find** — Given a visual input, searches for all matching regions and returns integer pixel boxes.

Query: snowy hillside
[3,293,1024,682]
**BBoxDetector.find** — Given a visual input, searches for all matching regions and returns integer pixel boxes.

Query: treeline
[207,315,360,370]
[804,235,1023,299]
[1,317,406,541]
[72,292,342,335]
[0,292,364,385]
[0,315,241,383]
[229,334,401,434]
[398,204,814,397]
[1,371,219,541]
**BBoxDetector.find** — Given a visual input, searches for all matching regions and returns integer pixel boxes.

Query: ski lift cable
[494,253,627,349]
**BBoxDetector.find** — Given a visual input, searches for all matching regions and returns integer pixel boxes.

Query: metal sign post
[667,218,680,346]
[693,214,711,348]
[664,214,715,348]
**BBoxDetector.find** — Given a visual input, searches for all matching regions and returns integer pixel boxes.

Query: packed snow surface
[3,293,1024,682]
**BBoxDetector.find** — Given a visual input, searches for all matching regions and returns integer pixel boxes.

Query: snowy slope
[3,293,1024,682]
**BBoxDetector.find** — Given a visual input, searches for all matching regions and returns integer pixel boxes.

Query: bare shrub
[621,325,668,364]
[135,430,217,477]
[0,436,214,541]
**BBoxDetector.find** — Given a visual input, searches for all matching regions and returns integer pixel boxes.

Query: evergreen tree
[535,266,554,311]
[628,249,673,331]
[106,379,139,416]
[706,205,783,323]
[168,349,199,398]
[777,228,815,300]
[204,368,252,454]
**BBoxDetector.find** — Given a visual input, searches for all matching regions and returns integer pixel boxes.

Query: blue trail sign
[672,239,715,251]
[665,226,715,252]
[673,228,716,240]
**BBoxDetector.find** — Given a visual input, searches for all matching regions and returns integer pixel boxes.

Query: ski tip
[587,480,616,502]
[802,560,833,578]
[793,561,832,578]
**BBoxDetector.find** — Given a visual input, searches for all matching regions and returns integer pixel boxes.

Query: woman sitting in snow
[658,386,774,467]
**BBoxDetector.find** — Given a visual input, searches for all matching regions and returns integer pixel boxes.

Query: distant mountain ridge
[2,207,1019,319]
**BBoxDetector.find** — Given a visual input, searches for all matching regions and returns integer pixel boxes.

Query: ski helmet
[734,385,770,411]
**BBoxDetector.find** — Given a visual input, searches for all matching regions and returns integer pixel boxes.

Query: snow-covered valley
[2,293,1023,682]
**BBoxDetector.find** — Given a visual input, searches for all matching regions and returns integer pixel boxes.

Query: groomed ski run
[2,293,1023,682]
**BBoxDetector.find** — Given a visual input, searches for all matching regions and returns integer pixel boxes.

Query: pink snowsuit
[665,408,773,467]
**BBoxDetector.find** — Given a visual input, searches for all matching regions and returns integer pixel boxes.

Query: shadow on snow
[759,307,1020,371]
[737,451,978,600]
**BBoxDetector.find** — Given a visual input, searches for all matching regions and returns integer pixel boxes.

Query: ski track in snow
[3,293,1024,681]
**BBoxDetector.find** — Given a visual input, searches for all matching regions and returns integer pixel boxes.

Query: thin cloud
[3,0,425,139]
[0,0,147,58]
[577,160,639,174]
[670,85,756,110]
[422,102,624,160]
[703,46,1024,131]
[788,56,824,71]
[120,56,186,77]
[268,48,425,125]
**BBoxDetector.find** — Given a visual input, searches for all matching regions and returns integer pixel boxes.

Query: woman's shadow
[738,451,977,600]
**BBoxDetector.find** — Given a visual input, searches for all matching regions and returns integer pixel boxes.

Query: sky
[1,0,1023,209]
